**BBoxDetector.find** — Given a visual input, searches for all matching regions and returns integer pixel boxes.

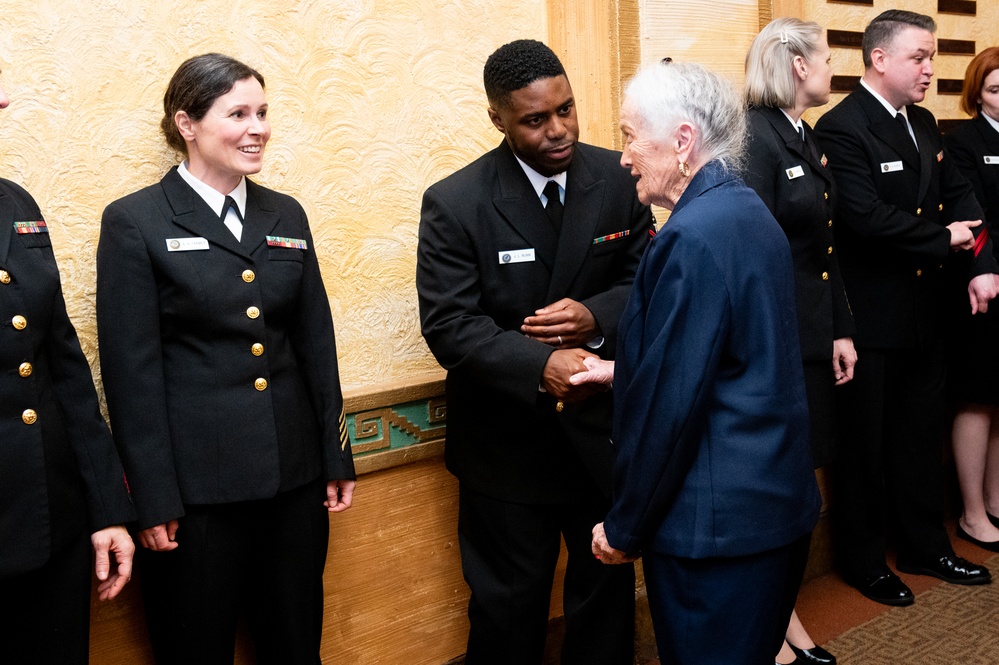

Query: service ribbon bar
[14,221,48,234]
[592,230,630,245]
[266,235,308,250]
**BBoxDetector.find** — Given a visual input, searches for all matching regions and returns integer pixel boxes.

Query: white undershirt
[177,161,247,241]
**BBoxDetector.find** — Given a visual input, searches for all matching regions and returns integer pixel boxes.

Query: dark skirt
[803,360,837,468]
[949,306,999,405]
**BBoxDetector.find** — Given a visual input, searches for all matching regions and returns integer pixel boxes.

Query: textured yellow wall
[0,0,545,392]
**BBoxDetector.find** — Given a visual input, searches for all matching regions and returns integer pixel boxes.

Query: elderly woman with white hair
[580,60,821,664]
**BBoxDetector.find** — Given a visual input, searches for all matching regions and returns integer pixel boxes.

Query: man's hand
[969,272,998,314]
[138,520,179,552]
[92,525,135,601]
[522,298,598,348]
[325,479,355,513]
[832,337,857,385]
[591,522,638,564]
[947,220,982,250]
[542,348,604,403]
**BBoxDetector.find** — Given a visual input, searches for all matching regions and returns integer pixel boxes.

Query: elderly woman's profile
[576,60,821,665]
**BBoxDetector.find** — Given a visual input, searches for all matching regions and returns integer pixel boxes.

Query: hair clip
[779,31,789,44]
[661,57,673,64]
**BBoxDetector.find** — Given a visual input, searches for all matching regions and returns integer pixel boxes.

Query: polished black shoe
[788,643,836,665]
[987,512,999,529]
[896,555,992,585]
[845,570,914,606]
[957,524,999,553]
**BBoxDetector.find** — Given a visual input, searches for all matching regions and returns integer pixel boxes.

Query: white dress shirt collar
[177,162,247,220]
[514,155,567,205]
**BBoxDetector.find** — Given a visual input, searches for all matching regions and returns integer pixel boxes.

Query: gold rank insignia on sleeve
[338,406,350,451]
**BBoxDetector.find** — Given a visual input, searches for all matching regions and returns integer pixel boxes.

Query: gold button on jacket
[246,306,260,319]
[22,409,37,425]
[254,378,268,391]
[242,270,255,283]
[251,343,264,356]
[0,269,10,284]
[18,362,32,378]
[821,271,829,281]
[12,315,27,330]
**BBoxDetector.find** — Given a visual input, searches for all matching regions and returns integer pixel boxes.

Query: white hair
[624,60,746,172]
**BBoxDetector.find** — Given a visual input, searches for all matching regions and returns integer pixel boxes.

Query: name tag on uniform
[984,156,999,165]
[786,165,805,180]
[166,237,209,252]
[498,248,535,264]
[881,161,903,173]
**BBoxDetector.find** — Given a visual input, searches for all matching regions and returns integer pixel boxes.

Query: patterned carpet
[826,556,999,664]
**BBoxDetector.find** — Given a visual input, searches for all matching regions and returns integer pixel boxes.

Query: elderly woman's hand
[591,522,638,564]
[569,357,614,387]
[92,525,135,601]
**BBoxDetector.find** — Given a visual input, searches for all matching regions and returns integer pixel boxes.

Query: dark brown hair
[161,53,264,155]
[961,47,999,117]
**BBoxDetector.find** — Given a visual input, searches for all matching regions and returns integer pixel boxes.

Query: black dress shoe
[896,554,992,585]
[957,524,999,553]
[845,570,914,606]
[987,512,999,529]
[788,643,836,665]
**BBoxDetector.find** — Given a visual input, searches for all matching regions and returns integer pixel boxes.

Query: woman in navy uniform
[0,73,135,663]
[96,54,355,664]
[945,47,999,552]
[743,18,856,665]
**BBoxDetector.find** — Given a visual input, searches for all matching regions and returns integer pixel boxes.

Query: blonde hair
[745,17,824,109]
[625,60,746,172]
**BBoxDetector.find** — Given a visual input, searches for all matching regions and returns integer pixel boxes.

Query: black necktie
[799,124,806,144]
[895,113,915,147]
[543,180,563,234]
[220,195,243,223]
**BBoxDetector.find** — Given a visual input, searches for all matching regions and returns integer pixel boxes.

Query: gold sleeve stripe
[338,407,349,451]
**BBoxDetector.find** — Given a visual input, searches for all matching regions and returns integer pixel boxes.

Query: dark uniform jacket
[603,161,820,558]
[0,178,133,577]
[814,85,998,349]
[745,106,855,362]
[97,168,354,530]
[417,141,652,502]
[945,114,999,245]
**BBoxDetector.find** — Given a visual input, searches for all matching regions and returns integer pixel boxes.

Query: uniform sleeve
[97,200,183,529]
[603,227,731,554]
[417,186,555,404]
[291,210,355,480]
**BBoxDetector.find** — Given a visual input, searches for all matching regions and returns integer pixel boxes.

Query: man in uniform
[815,9,997,606]
[416,39,652,664]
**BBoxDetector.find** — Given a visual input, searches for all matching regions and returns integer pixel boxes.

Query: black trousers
[834,346,952,577]
[1,530,92,665]
[138,478,329,665]
[457,485,635,665]
[643,533,811,665]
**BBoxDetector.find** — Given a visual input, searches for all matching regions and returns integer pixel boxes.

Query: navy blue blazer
[0,178,133,577]
[418,141,652,502]
[97,168,354,529]
[603,162,820,558]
